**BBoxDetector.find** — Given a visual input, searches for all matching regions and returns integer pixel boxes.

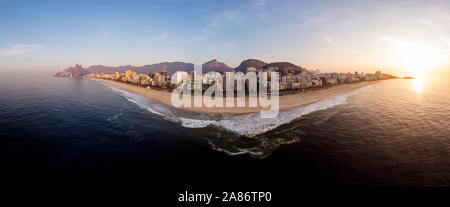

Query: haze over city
[0,0,449,77]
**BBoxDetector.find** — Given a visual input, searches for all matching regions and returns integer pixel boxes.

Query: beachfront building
[90,67,394,93]
[247,67,257,73]
[125,70,138,82]
[279,82,287,90]
[365,73,377,81]
[172,71,189,89]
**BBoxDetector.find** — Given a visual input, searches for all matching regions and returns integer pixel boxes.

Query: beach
[97,78,379,115]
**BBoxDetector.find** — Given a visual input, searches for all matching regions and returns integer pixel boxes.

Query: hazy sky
[0,0,449,75]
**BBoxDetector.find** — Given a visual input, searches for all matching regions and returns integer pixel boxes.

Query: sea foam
[94,79,364,136]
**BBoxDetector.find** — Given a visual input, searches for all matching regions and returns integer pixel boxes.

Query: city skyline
[0,0,449,77]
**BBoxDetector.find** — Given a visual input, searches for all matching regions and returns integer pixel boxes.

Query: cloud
[380,36,394,43]
[201,0,272,35]
[0,43,68,63]
[0,44,45,57]
[225,42,235,47]
[300,14,353,29]
[203,21,219,35]
[324,36,336,45]
[37,55,69,63]
[202,10,240,35]
[101,27,109,39]
[302,16,334,26]
[420,19,438,29]
[251,0,268,7]
[152,33,168,41]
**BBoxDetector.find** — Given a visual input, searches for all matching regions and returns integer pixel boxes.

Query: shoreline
[95,78,382,115]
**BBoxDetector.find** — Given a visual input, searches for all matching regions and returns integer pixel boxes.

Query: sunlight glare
[395,42,438,80]
[413,78,424,94]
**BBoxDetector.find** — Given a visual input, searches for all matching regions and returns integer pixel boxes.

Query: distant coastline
[56,59,396,115]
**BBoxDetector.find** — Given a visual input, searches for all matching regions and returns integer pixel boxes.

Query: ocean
[1,70,450,187]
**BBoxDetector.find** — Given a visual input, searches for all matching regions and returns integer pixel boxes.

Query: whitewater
[93,79,372,137]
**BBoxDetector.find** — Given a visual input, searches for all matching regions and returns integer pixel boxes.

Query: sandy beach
[97,78,379,115]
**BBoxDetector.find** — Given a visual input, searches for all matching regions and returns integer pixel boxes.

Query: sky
[0,0,449,75]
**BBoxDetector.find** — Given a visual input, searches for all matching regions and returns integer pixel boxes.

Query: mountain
[55,60,232,77]
[263,62,303,70]
[86,62,194,75]
[262,62,309,75]
[55,62,195,77]
[54,64,87,77]
[234,59,268,72]
[136,62,194,75]
[233,59,310,75]
[202,59,231,73]
[55,59,310,77]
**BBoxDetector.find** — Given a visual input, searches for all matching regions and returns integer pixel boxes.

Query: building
[247,67,257,73]
[172,71,189,86]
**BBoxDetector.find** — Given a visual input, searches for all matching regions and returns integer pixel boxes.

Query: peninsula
[55,59,396,115]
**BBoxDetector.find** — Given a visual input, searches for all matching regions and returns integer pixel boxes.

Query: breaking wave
[213,91,358,136]
[93,79,366,136]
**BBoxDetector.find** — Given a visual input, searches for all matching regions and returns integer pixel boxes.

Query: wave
[212,91,358,136]
[93,79,176,119]
[179,117,216,128]
[94,79,365,136]
[207,140,265,157]
[207,138,301,158]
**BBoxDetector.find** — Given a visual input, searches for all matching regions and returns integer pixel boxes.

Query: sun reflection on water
[413,78,423,94]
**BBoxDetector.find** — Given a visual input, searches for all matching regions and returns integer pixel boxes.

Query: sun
[395,42,438,80]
